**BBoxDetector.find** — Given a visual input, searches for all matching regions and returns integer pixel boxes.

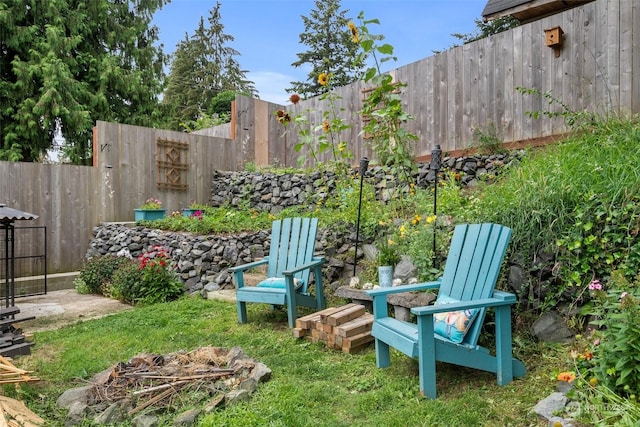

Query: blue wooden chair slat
[231,217,325,328]
[366,223,525,398]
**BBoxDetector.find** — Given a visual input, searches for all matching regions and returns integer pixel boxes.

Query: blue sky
[153,0,489,105]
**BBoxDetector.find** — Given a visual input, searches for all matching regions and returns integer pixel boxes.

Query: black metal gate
[0,226,47,301]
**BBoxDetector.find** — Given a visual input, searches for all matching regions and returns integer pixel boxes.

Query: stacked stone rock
[210,152,522,213]
[86,224,354,296]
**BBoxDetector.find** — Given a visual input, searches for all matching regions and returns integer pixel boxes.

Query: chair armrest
[282,257,325,276]
[366,281,441,297]
[367,281,441,320]
[229,258,269,273]
[411,292,517,316]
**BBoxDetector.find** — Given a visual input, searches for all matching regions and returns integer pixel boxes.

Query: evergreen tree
[288,0,364,99]
[450,16,520,45]
[162,2,256,131]
[0,0,168,163]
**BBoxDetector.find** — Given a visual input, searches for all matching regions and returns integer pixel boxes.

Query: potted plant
[181,200,202,217]
[134,198,166,221]
[377,237,400,287]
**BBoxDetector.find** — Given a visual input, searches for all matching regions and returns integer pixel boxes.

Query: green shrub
[109,259,143,304]
[79,255,131,295]
[472,120,506,155]
[73,277,90,294]
[581,271,640,400]
[469,116,640,308]
[135,246,184,305]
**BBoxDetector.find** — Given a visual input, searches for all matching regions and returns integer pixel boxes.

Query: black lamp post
[430,145,442,268]
[353,157,369,276]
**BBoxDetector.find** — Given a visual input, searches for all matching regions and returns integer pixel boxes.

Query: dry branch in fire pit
[58,346,271,424]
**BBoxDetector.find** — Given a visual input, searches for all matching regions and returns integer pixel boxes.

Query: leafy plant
[377,235,400,267]
[469,116,640,308]
[588,272,640,399]
[135,246,184,305]
[73,277,90,294]
[109,259,144,304]
[556,194,640,289]
[79,255,131,295]
[472,120,506,155]
[354,12,418,215]
[280,73,354,187]
[139,197,163,210]
[516,86,596,129]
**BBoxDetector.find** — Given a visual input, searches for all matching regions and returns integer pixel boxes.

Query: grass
[13,296,557,426]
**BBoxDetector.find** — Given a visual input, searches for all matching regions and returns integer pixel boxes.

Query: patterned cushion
[433,295,480,344]
[256,277,303,290]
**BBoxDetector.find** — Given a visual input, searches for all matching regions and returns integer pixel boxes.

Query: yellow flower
[322,120,330,132]
[338,141,346,152]
[426,215,437,224]
[348,22,359,44]
[589,377,598,387]
[318,73,330,86]
[411,214,422,225]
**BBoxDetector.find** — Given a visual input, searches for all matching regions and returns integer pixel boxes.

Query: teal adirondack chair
[231,217,325,328]
[366,223,525,399]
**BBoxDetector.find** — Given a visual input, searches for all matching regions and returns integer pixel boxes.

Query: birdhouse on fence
[544,26,564,57]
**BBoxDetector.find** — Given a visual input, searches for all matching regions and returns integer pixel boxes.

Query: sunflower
[348,21,359,43]
[322,120,330,133]
[288,94,300,105]
[275,109,291,125]
[318,73,330,86]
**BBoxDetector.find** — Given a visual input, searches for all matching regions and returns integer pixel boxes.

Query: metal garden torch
[430,145,442,268]
[354,157,369,276]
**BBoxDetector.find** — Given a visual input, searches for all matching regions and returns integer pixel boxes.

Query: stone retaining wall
[210,152,523,212]
[86,223,354,295]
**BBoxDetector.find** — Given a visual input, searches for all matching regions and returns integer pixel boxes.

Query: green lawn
[15,296,556,426]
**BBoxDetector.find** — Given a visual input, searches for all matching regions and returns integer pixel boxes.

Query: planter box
[181,208,198,218]
[134,209,166,221]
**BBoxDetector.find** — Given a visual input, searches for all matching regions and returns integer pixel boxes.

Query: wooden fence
[0,122,239,277]
[238,0,639,167]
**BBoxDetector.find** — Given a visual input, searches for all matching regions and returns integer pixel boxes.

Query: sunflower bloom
[275,109,291,125]
[348,22,359,43]
[318,73,330,86]
[289,94,301,105]
[322,120,330,133]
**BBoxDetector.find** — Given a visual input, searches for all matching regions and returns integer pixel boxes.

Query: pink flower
[620,291,628,300]
[588,279,602,291]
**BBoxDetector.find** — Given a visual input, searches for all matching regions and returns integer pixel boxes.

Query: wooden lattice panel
[156,138,189,191]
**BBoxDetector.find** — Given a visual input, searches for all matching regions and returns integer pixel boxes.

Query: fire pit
[57,346,271,425]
